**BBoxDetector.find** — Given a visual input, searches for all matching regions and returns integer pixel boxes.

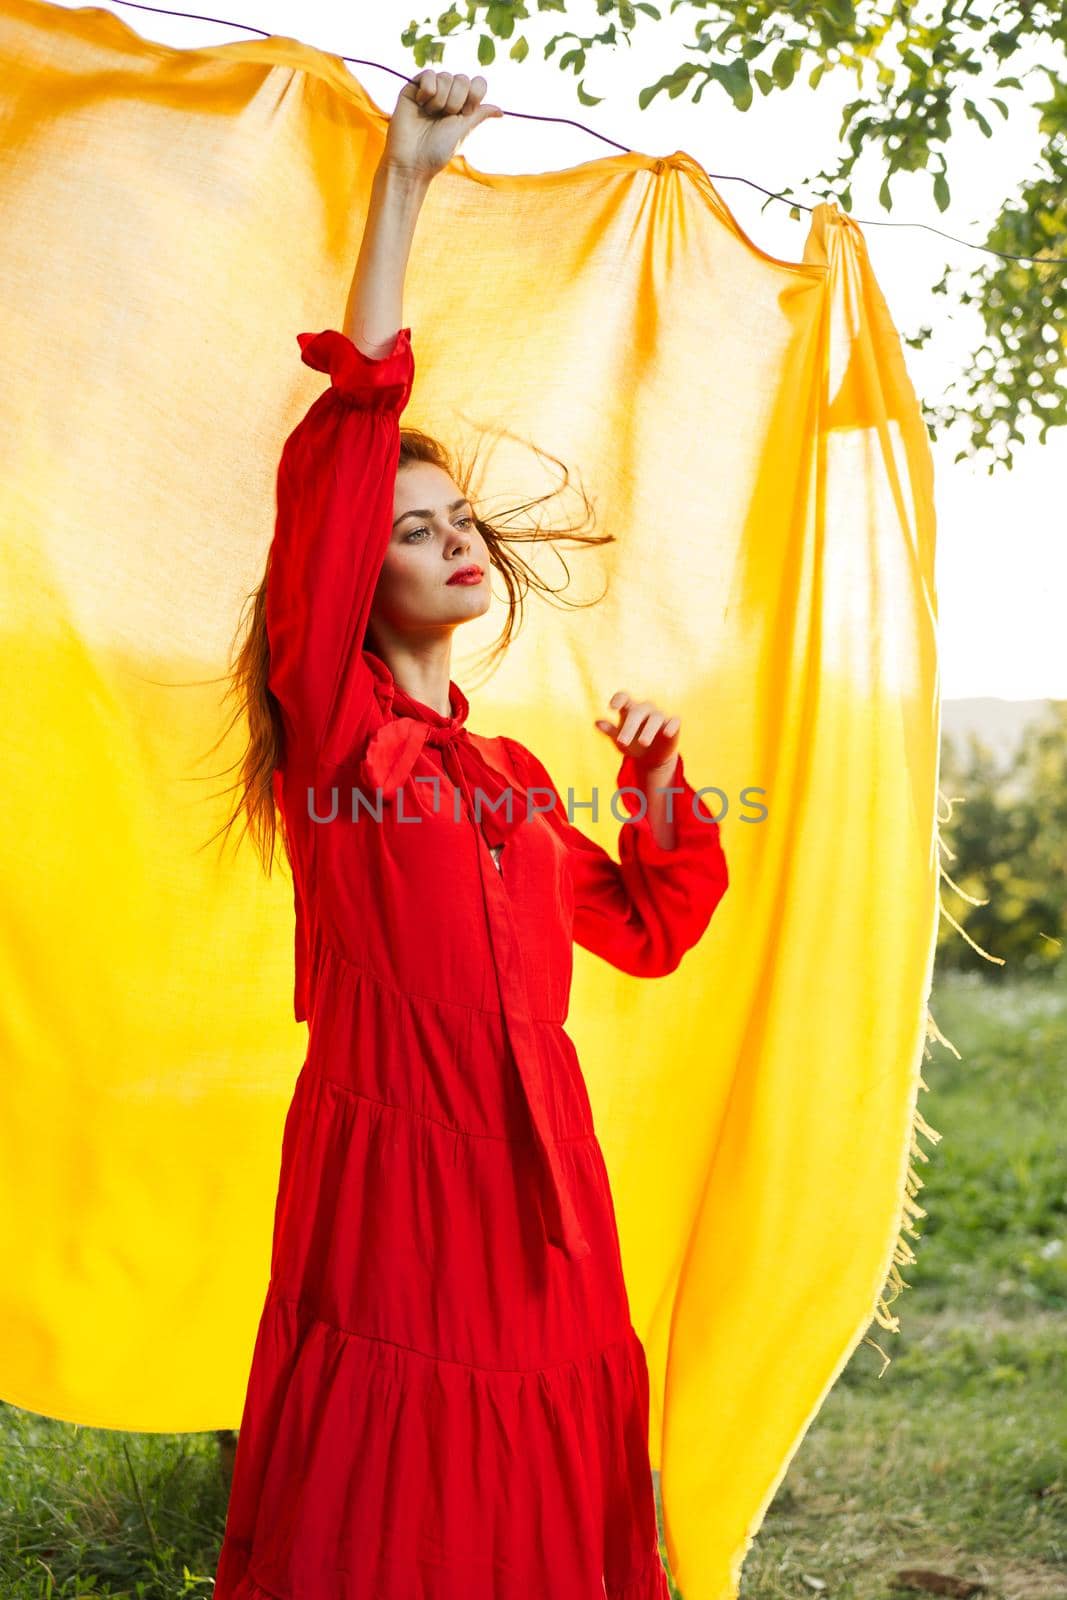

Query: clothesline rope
[101,0,1066,267]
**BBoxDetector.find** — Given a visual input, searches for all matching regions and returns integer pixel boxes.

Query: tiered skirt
[214,944,670,1600]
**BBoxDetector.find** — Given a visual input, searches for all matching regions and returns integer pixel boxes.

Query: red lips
[447,565,484,584]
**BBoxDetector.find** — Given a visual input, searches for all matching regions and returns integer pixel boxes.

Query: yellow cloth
[0,1,942,1594]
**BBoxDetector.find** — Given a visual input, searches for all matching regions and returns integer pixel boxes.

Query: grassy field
[2,970,1063,1599]
[691,970,1067,1600]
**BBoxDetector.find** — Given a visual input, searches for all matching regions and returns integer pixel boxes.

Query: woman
[213,67,729,1600]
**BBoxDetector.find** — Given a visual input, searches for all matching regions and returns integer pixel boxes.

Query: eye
[403,516,475,543]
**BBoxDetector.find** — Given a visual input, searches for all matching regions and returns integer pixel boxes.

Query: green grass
[658,969,1067,1600]
[2,970,1065,1599]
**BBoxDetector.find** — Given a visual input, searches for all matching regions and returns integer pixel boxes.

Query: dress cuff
[614,750,722,856]
[296,326,414,411]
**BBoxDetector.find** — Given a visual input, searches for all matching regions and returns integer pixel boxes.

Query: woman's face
[371,460,492,638]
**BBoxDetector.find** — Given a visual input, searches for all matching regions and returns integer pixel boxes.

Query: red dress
[213,325,729,1600]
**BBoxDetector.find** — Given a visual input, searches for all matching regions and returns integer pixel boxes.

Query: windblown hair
[198,424,614,879]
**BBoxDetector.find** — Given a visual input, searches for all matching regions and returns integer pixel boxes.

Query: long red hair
[199,423,613,879]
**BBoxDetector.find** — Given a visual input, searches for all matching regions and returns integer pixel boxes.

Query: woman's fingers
[615,695,657,750]
[413,70,487,116]
[634,713,666,750]
[605,690,635,745]
[450,73,482,115]
[403,69,502,140]
[603,692,641,745]
[439,73,467,115]
[596,693,682,767]
[411,69,449,110]
[389,70,500,177]
[411,69,436,105]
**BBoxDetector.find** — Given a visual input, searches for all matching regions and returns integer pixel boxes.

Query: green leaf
[670,63,699,97]
[477,33,496,65]
[638,64,696,110]
[838,96,864,138]
[576,77,603,105]
[486,2,515,37]
[879,172,893,211]
[772,47,795,88]
[634,2,662,14]
[933,171,950,212]
[509,34,529,61]
[990,97,1009,118]
[809,62,826,89]
[755,69,773,94]
[964,99,993,137]
[717,56,752,110]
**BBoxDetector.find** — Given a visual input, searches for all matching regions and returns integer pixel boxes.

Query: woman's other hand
[384,70,503,181]
[595,692,681,779]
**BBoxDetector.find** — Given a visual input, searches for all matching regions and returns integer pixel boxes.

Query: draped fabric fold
[0,3,941,1597]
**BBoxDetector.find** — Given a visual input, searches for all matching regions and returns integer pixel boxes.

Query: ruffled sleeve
[266,326,415,770]
[505,737,729,978]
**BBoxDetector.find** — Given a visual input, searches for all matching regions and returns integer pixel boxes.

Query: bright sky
[55,0,1067,699]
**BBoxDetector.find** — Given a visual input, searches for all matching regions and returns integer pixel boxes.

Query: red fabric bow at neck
[358,651,533,849]
[358,716,532,849]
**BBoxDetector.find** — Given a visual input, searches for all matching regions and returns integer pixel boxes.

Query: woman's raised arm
[265,72,500,771]
[344,159,430,360]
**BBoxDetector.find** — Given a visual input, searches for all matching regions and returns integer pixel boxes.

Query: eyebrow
[393,497,471,529]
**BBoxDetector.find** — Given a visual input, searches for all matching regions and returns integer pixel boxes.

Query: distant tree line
[937,702,1066,977]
